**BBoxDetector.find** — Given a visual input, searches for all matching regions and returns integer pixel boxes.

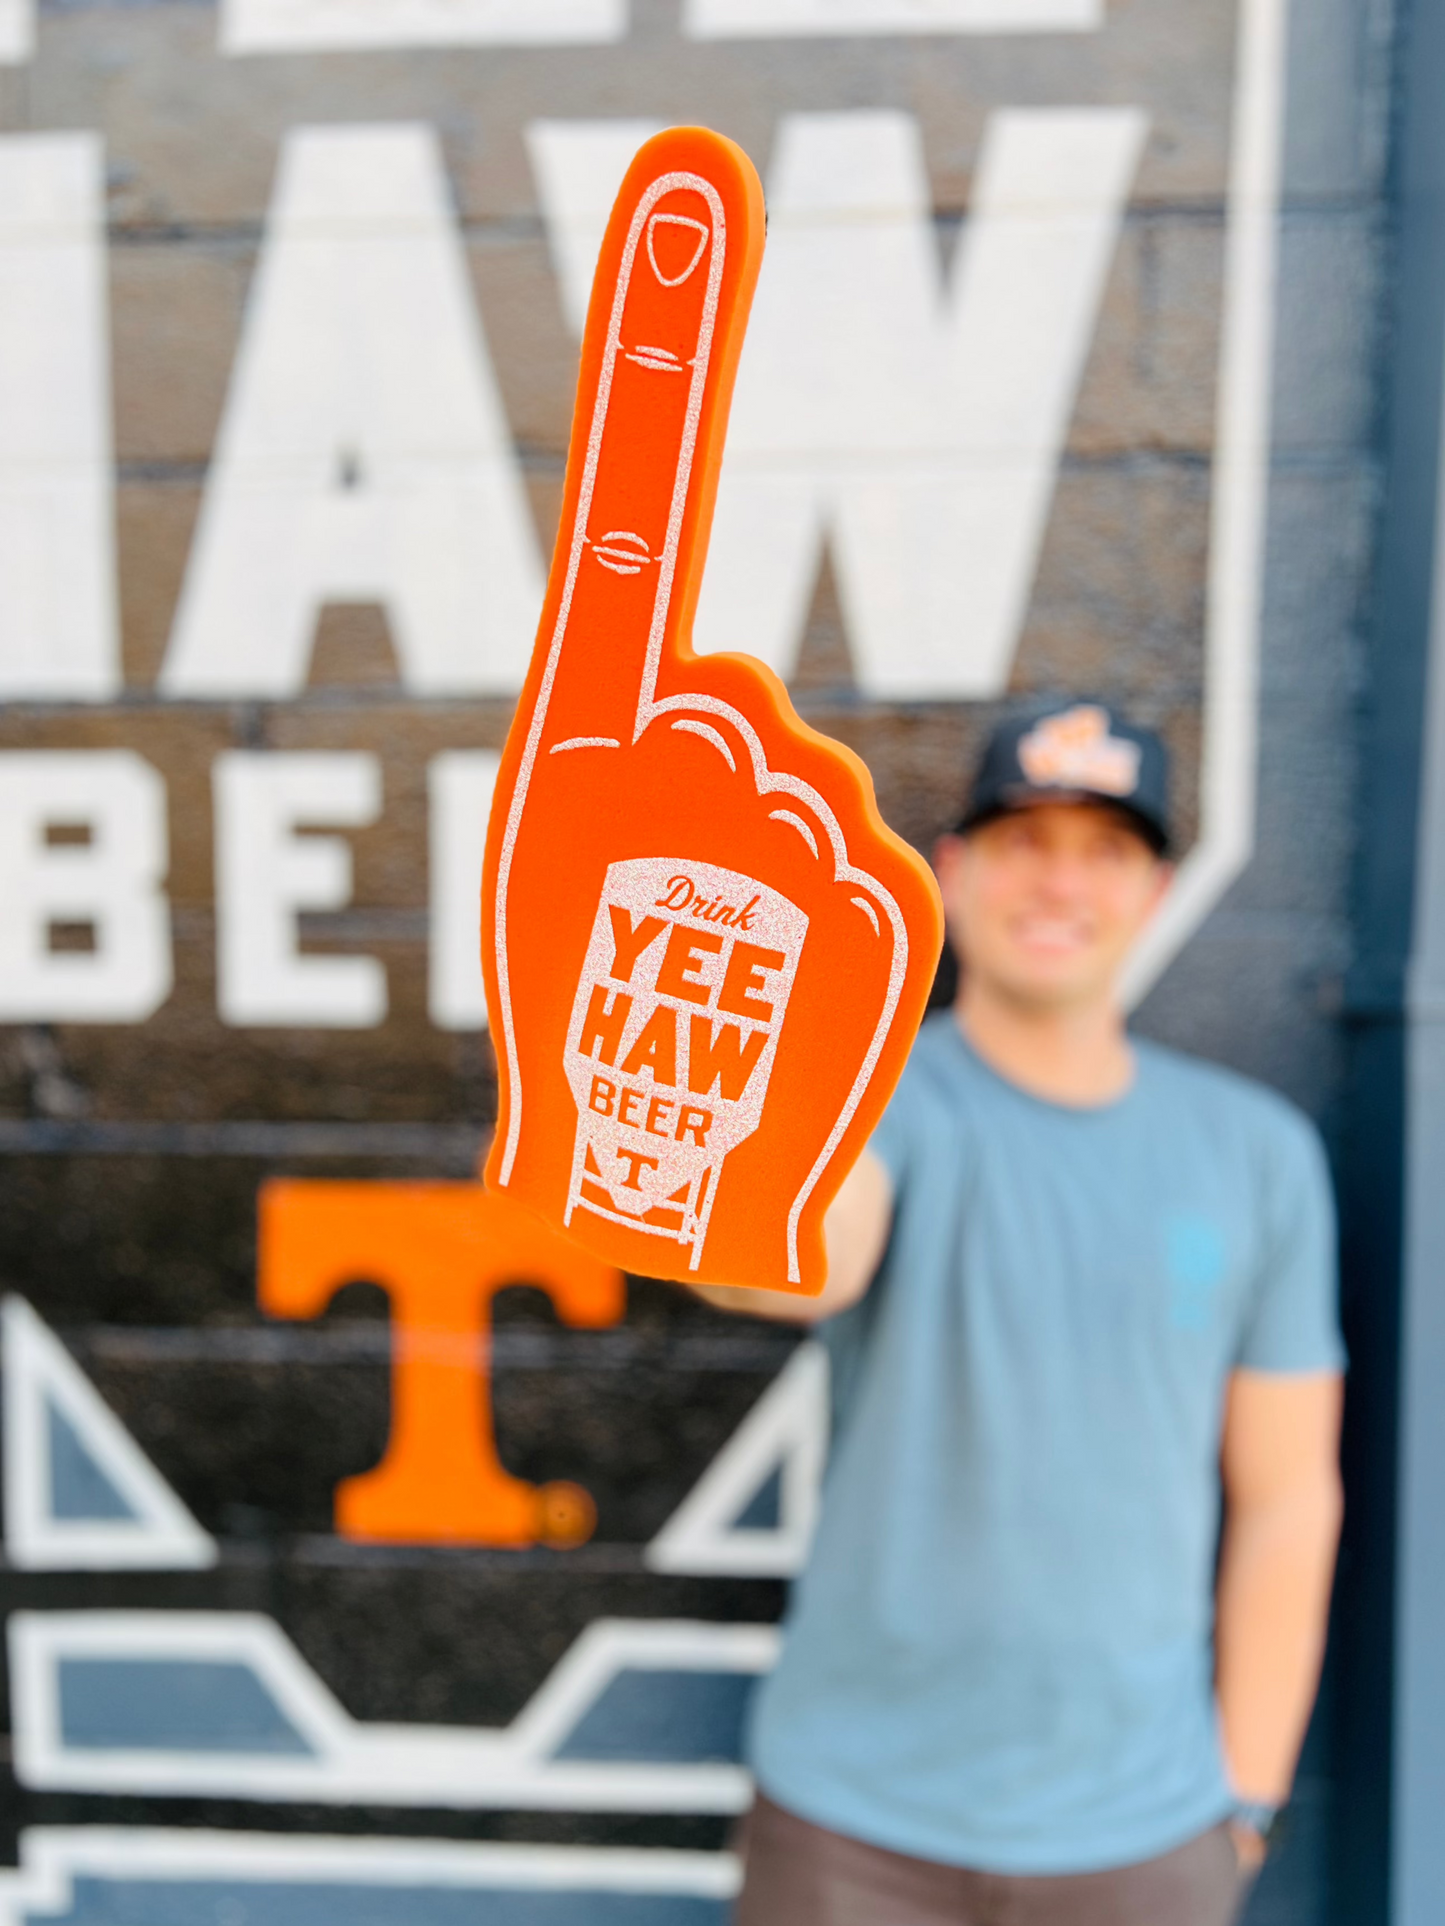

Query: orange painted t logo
[258,1180,624,1547]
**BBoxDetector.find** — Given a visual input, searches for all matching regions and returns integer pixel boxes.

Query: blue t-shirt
[747,1015,1344,1876]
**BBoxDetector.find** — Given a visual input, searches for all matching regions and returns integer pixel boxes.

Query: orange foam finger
[483,125,943,1294]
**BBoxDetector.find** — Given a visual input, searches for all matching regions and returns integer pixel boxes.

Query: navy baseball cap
[956,700,1172,855]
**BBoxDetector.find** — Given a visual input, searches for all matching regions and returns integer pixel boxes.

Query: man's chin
[993,960,1111,1011]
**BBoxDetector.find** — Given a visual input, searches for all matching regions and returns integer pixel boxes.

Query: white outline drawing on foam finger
[592,529,654,574]
[626,342,687,373]
[492,159,911,1282]
[767,808,820,860]
[493,167,726,1186]
[646,212,711,287]
[670,717,736,771]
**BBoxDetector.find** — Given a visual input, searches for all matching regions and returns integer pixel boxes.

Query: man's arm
[1216,1369,1344,1837]
[690,1147,894,1323]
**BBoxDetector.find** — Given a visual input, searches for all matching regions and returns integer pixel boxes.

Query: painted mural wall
[0,0,1387,1919]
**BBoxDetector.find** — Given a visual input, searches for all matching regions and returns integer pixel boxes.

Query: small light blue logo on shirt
[1165,1215,1228,1332]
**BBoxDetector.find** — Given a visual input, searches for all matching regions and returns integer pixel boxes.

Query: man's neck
[955,980,1134,1109]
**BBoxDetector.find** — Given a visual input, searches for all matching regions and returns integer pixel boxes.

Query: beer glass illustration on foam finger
[564,859,808,1269]
[482,126,943,1295]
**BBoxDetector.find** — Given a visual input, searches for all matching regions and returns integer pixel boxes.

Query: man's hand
[481,128,941,1296]
[1216,1370,1344,1814]
[1228,1822,1269,1877]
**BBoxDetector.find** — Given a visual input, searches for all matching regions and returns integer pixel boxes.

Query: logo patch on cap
[1018,705,1141,798]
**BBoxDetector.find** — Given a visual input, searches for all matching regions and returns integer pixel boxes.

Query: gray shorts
[733,1792,1249,1926]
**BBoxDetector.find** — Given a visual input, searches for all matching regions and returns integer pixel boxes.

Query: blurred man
[701,701,1344,1926]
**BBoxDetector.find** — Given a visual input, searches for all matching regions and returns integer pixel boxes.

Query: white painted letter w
[533,108,1146,699]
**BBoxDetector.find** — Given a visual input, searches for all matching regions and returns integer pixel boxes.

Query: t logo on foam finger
[483,126,943,1294]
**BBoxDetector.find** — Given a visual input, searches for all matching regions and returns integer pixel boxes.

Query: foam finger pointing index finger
[536,129,765,752]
